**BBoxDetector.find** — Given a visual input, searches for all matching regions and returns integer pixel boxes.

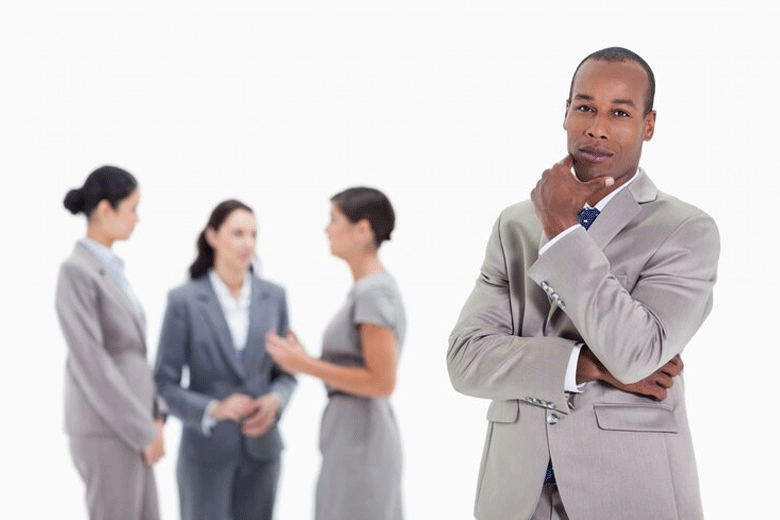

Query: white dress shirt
[202,269,252,434]
[208,269,252,352]
[537,170,639,392]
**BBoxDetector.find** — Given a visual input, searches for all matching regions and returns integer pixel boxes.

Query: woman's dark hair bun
[63,188,85,214]
[63,165,138,217]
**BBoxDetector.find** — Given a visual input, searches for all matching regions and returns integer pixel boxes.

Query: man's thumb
[586,176,614,190]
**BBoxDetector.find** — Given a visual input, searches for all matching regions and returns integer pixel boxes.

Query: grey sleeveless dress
[315,271,406,520]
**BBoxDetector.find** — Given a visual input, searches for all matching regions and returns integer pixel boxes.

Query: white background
[3,1,779,518]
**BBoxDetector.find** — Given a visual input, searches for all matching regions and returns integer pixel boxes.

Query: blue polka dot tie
[578,207,600,230]
[544,460,556,484]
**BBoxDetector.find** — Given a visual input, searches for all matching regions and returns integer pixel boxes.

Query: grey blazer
[154,274,296,463]
[448,170,720,520]
[55,242,159,452]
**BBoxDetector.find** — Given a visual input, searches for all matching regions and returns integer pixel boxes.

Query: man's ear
[563,99,571,130]
[644,110,657,141]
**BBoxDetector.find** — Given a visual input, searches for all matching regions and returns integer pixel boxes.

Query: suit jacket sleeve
[154,290,214,429]
[526,212,720,384]
[268,289,296,410]
[55,263,157,451]
[447,211,576,412]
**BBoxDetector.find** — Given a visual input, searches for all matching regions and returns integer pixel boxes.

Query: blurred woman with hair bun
[56,165,166,520]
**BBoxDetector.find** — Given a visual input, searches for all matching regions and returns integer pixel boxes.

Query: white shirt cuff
[202,400,218,435]
[565,344,585,393]
[539,224,580,256]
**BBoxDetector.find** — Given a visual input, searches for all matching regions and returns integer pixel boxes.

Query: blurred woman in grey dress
[266,187,406,520]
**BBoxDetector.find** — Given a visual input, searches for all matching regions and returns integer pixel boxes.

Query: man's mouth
[579,146,613,163]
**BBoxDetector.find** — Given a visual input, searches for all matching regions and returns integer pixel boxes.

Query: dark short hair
[189,199,254,279]
[331,187,395,249]
[63,165,138,217]
[568,47,655,116]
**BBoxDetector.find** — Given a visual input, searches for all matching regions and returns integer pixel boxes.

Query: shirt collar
[589,168,640,212]
[208,269,252,309]
[80,237,125,273]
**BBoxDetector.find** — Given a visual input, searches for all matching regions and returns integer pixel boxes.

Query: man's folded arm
[528,213,720,384]
[447,212,575,410]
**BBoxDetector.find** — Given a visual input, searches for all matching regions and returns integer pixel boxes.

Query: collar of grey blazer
[192,274,272,380]
[72,242,147,347]
[538,167,658,252]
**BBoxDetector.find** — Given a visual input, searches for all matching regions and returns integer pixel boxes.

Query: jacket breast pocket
[594,403,678,433]
[486,400,519,423]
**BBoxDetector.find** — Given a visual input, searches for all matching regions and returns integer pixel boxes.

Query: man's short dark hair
[568,47,655,116]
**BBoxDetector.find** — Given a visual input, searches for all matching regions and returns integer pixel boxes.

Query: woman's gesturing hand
[266,330,311,375]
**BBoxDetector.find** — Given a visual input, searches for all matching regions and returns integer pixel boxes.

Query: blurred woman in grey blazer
[154,199,296,520]
[55,166,166,520]
[267,187,406,520]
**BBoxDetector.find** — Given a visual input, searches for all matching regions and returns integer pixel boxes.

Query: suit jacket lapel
[74,243,147,347]
[243,277,271,372]
[588,168,658,250]
[194,277,247,380]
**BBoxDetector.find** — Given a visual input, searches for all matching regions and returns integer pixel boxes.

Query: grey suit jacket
[448,170,719,520]
[154,274,296,463]
[55,243,159,452]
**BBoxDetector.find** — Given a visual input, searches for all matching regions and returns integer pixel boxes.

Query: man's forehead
[572,59,649,99]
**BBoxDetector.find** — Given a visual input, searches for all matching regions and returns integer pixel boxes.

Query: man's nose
[586,114,609,139]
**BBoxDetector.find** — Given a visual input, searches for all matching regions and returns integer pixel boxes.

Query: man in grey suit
[447,47,719,520]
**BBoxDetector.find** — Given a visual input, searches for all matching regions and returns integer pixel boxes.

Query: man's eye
[613,110,629,117]
[576,105,592,113]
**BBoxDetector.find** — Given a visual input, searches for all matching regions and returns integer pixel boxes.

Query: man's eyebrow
[573,93,637,108]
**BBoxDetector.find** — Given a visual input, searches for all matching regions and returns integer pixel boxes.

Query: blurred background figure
[154,199,296,520]
[266,187,406,520]
[56,165,166,520]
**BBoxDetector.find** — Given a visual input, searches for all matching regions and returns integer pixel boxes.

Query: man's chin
[573,163,604,183]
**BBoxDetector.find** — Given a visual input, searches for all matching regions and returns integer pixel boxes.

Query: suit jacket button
[547,413,559,425]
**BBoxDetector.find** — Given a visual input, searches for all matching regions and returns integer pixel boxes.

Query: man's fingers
[557,155,574,169]
[654,373,673,389]
[660,355,684,377]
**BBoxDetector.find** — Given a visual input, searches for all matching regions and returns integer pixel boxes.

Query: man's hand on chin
[530,154,614,239]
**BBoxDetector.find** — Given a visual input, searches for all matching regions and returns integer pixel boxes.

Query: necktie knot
[578,207,600,230]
